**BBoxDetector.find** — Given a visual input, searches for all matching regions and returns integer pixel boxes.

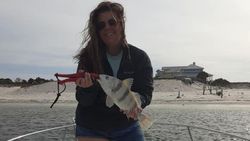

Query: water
[1,103,250,141]
[146,104,250,141]
[0,103,76,141]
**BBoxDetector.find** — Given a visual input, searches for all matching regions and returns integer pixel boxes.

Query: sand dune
[0,80,250,104]
[12,82,76,95]
[0,82,76,102]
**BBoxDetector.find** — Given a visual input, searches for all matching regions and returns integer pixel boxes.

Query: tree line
[196,71,230,87]
[0,77,54,87]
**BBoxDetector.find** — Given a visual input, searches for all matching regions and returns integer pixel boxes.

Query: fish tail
[138,114,153,131]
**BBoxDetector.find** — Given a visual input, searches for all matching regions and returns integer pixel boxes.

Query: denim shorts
[75,122,145,141]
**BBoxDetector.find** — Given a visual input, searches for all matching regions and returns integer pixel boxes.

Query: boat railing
[7,123,250,141]
[146,123,250,141]
[7,124,76,141]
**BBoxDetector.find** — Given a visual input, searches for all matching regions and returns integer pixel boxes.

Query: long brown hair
[74,1,129,73]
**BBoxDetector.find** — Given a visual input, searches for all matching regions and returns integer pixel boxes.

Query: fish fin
[138,114,153,131]
[133,92,142,107]
[106,96,114,108]
[122,78,134,89]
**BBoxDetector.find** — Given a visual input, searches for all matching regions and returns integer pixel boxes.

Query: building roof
[162,62,204,71]
[185,63,204,69]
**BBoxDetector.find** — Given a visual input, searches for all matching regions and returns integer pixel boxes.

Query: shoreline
[1,98,250,105]
[151,99,250,104]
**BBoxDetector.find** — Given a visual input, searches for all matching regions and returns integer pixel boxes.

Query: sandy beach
[1,79,250,104]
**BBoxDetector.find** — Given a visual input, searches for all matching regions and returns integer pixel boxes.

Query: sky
[0,0,250,82]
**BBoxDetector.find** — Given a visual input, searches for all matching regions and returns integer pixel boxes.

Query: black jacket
[75,44,153,131]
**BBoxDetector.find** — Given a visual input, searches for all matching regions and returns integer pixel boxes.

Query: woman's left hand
[121,106,142,120]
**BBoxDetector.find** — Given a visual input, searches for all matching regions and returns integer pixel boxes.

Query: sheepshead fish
[97,74,152,130]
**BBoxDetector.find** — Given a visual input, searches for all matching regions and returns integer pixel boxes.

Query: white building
[155,62,204,79]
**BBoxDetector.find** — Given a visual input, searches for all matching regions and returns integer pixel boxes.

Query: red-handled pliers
[55,71,99,85]
[50,71,99,108]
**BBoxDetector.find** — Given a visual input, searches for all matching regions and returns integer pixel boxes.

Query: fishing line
[50,75,66,108]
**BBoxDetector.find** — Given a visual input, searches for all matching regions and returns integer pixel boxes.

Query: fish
[97,74,152,130]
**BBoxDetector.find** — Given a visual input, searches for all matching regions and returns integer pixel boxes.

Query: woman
[74,1,153,141]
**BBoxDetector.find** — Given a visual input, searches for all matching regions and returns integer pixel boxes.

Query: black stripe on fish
[112,81,122,93]
[118,88,129,102]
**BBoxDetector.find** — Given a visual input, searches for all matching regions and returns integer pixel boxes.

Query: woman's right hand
[75,71,94,88]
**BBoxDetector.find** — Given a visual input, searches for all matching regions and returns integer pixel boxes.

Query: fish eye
[105,76,109,79]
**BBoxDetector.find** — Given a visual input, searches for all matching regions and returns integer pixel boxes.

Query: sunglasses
[96,18,118,31]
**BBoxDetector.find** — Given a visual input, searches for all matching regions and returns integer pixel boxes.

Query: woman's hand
[75,71,93,88]
[121,106,142,120]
